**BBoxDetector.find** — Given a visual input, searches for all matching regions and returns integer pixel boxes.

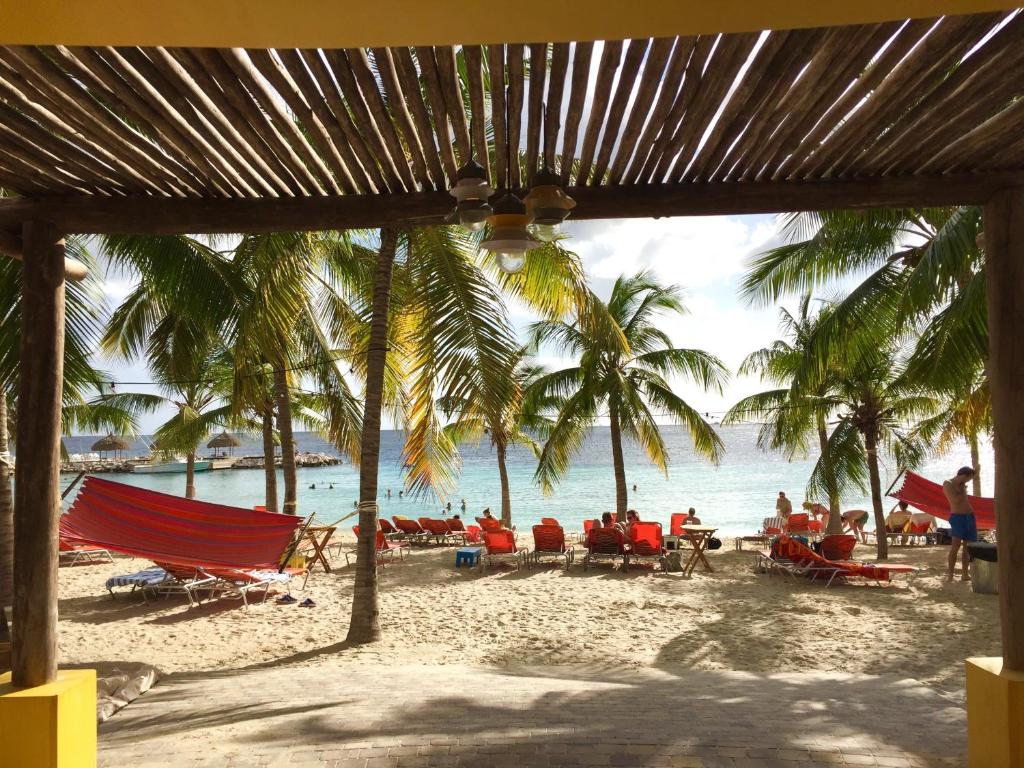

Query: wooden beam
[984,185,1024,672]
[0,227,89,280]
[11,219,65,687]
[1,174,1020,234]
[3,1,1017,49]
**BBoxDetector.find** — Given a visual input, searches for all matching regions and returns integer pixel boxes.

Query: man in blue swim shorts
[942,466,977,582]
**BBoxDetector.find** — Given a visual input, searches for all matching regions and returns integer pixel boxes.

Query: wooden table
[680,525,717,576]
[300,525,337,573]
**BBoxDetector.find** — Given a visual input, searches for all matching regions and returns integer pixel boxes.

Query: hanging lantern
[448,157,494,232]
[523,167,576,242]
[481,191,539,275]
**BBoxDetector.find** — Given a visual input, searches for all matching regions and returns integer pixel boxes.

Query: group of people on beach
[774,465,980,582]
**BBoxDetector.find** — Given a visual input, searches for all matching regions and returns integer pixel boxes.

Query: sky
[90,213,792,434]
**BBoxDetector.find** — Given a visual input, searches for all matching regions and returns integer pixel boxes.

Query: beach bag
[707,537,722,550]
[663,551,683,572]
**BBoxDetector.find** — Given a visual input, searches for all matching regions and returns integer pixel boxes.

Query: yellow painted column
[0,669,96,767]
[966,657,1024,767]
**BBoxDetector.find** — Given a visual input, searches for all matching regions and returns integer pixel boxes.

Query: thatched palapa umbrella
[207,431,241,457]
[91,434,131,460]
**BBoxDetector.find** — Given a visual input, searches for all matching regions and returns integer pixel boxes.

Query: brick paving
[98,665,965,767]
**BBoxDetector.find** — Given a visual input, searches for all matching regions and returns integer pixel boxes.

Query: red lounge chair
[58,533,113,565]
[476,516,503,533]
[669,513,687,536]
[419,517,463,545]
[807,520,824,535]
[481,529,527,571]
[785,512,813,537]
[820,534,857,561]
[464,524,483,544]
[531,524,573,569]
[379,518,404,540]
[583,519,598,539]
[761,516,785,536]
[540,517,559,527]
[584,527,629,571]
[346,527,410,566]
[446,518,474,543]
[758,535,917,587]
[627,521,666,571]
[392,516,429,543]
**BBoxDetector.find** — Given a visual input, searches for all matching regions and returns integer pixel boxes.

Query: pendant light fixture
[523,167,576,242]
[481,191,539,274]
[448,156,494,232]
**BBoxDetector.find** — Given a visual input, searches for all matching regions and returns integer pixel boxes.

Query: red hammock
[61,476,304,571]
[889,471,996,530]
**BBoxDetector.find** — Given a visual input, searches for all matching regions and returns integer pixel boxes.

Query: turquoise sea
[61,425,994,536]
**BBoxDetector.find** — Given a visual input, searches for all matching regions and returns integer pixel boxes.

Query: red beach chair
[347,527,409,566]
[418,517,463,545]
[392,516,429,543]
[464,525,483,544]
[669,513,687,536]
[820,534,857,561]
[531,524,573,569]
[627,521,666,571]
[540,517,559,526]
[785,512,813,537]
[476,516,503,533]
[481,529,527,571]
[584,527,629,571]
[760,535,917,587]
[379,518,404,540]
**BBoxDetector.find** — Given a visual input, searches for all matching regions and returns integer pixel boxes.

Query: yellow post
[0,669,96,767]
[966,657,1024,767]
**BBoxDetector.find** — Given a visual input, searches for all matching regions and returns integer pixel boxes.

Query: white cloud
[564,215,777,289]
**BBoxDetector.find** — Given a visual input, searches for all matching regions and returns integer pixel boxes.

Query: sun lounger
[59,537,114,565]
[820,534,857,561]
[757,535,918,587]
[584,527,629,571]
[626,522,666,571]
[540,517,559,527]
[419,517,464,545]
[379,518,405,540]
[480,529,528,571]
[530,524,573,569]
[785,512,814,538]
[446,518,478,543]
[392,516,430,543]
[347,527,411,566]
[761,516,785,536]
[105,567,173,601]
[476,516,503,533]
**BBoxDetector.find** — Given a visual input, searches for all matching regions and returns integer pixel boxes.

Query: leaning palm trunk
[496,439,512,528]
[969,432,982,497]
[609,402,628,520]
[0,390,12,607]
[865,433,888,560]
[274,365,297,515]
[185,451,196,499]
[261,405,278,512]
[347,228,398,645]
[818,418,843,535]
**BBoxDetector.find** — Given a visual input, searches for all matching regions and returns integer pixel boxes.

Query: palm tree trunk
[865,431,888,560]
[817,416,843,535]
[185,451,197,499]
[261,404,278,512]
[609,401,628,520]
[969,431,982,497]
[347,227,398,646]
[496,439,512,528]
[274,364,297,515]
[0,390,12,608]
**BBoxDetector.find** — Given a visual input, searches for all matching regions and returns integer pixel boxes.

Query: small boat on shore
[132,459,212,474]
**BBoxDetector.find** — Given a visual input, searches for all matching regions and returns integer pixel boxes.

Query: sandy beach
[56,536,999,700]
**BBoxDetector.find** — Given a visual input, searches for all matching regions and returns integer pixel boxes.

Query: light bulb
[496,250,527,274]
[529,221,561,242]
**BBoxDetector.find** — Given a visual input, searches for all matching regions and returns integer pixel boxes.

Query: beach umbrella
[91,434,131,459]
[207,431,241,457]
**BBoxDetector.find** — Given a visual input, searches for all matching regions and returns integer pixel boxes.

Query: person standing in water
[460,498,466,512]
[387,488,392,499]
[943,466,977,582]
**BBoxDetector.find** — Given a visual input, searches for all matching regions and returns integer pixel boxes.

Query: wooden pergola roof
[0,9,1022,242]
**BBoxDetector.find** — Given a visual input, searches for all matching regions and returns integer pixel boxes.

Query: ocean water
[61,425,994,536]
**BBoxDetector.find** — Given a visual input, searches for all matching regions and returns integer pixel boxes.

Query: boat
[132,459,212,474]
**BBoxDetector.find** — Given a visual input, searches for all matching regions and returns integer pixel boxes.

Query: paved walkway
[98,664,965,767]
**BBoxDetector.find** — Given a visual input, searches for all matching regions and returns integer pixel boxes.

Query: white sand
[57,538,999,695]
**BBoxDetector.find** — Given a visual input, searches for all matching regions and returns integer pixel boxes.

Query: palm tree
[912,380,990,496]
[808,342,935,559]
[441,351,552,528]
[527,272,728,518]
[724,296,848,533]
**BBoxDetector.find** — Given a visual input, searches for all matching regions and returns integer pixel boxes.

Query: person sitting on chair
[601,511,616,528]
[682,507,701,525]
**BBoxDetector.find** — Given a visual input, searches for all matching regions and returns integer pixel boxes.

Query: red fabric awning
[61,476,303,570]
[889,471,996,530]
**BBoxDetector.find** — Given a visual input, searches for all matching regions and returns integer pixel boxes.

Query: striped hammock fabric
[889,471,996,530]
[62,476,303,571]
